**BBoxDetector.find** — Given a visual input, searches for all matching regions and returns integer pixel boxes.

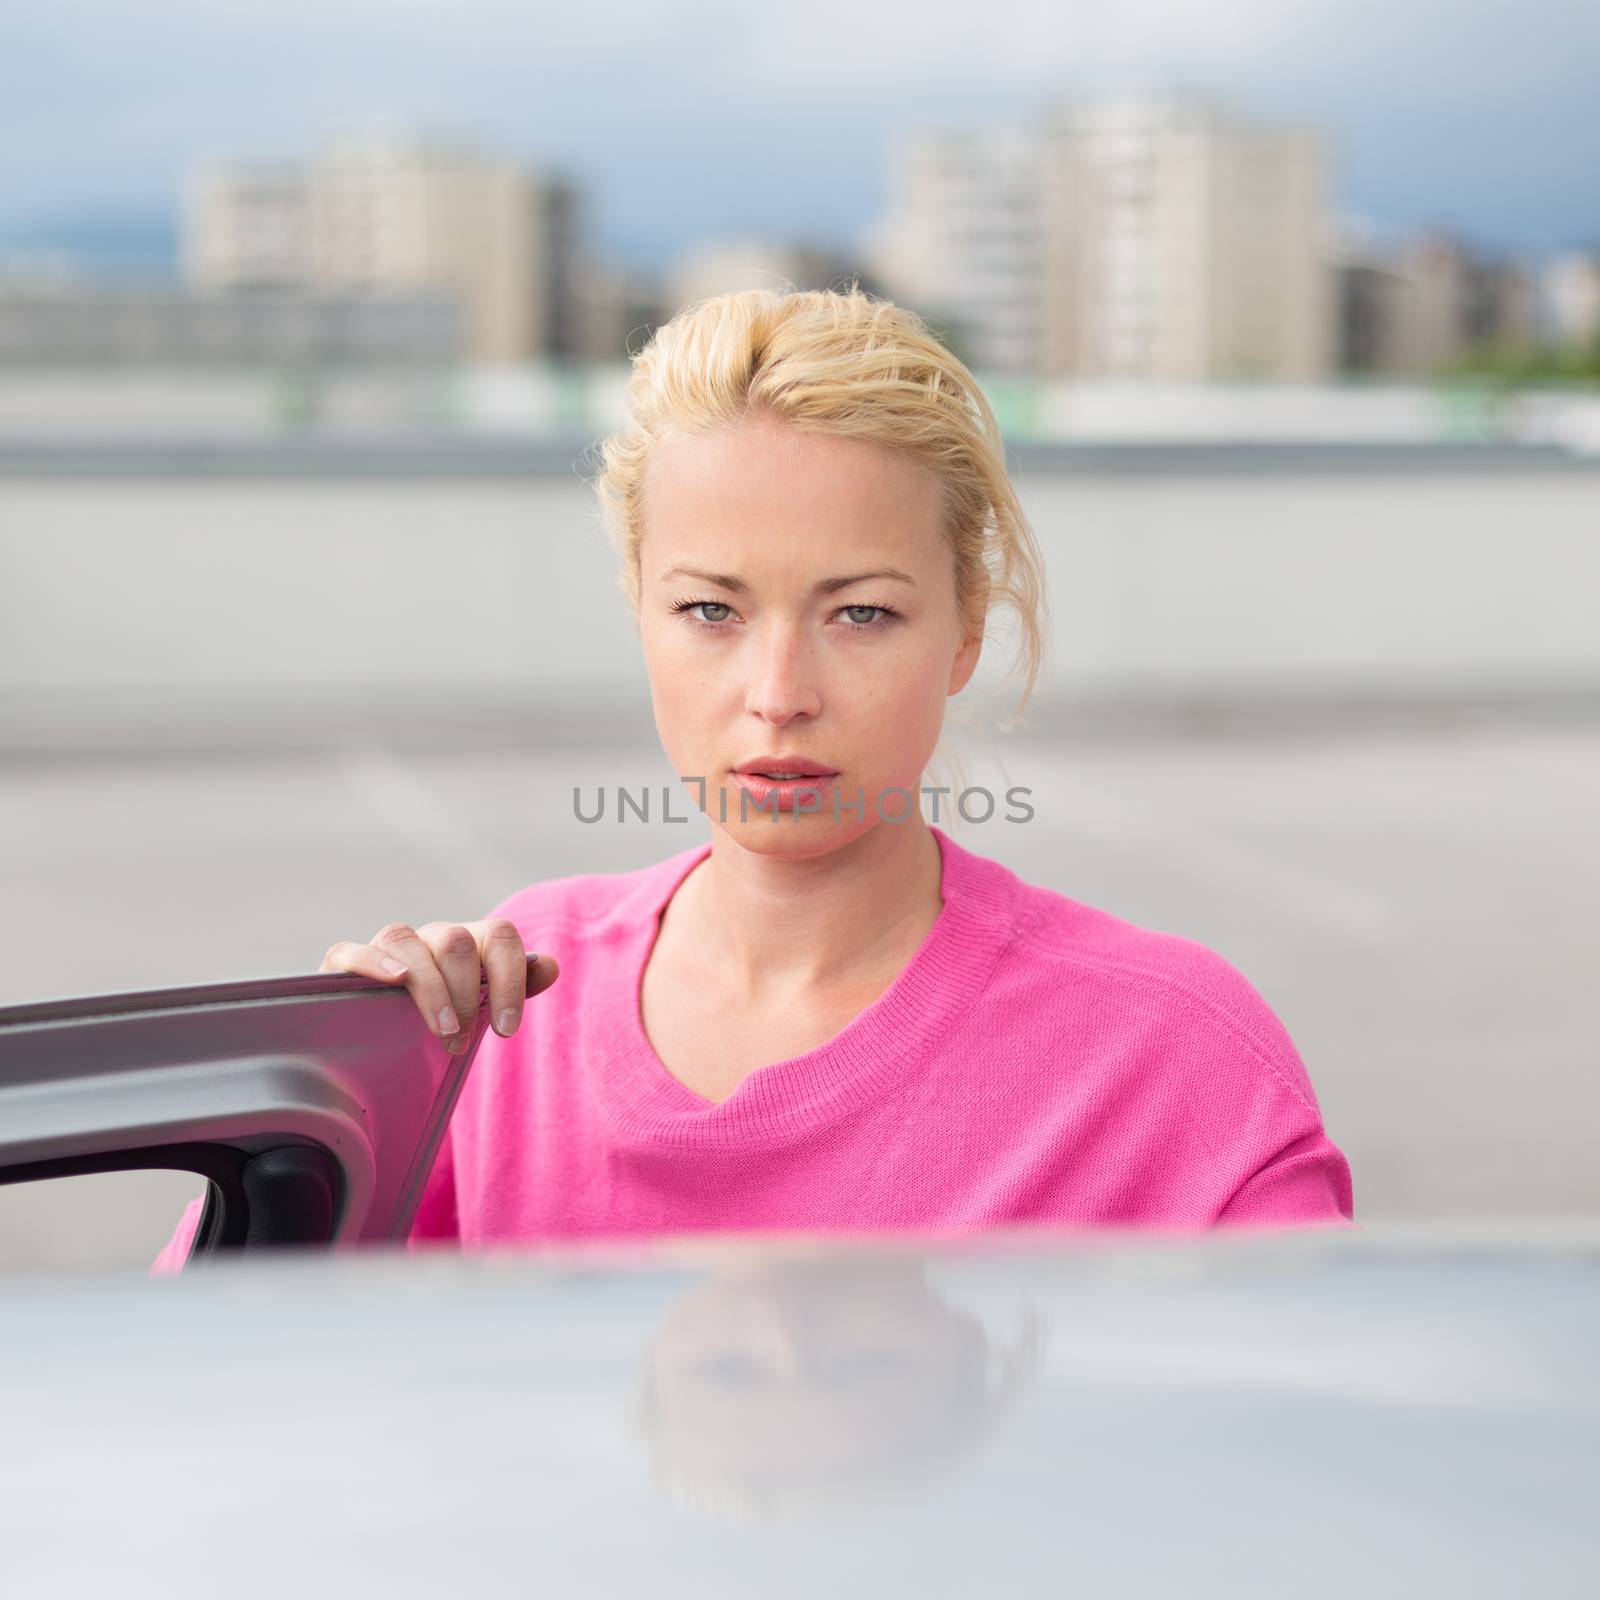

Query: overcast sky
[4,0,1597,268]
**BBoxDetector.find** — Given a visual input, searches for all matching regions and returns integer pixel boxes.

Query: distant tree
[1445,332,1600,384]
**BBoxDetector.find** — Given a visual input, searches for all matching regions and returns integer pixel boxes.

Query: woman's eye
[675,599,895,629]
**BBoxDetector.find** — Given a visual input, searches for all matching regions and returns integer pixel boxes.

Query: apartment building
[184,133,584,364]
[865,125,1044,374]
[869,91,1332,381]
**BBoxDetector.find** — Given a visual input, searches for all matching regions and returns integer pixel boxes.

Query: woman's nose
[744,624,822,725]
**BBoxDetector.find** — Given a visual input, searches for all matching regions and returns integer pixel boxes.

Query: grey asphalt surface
[3,716,1597,1270]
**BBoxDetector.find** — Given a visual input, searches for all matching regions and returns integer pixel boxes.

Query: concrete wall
[3,461,1599,748]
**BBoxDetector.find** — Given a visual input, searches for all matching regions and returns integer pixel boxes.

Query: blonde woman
[154,286,1352,1269]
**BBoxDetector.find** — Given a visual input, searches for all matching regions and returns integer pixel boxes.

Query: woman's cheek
[876,641,952,739]
[852,689,948,803]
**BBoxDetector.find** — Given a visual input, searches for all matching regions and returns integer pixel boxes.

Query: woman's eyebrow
[661,565,918,595]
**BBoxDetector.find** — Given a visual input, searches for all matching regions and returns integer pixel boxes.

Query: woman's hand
[318,920,560,1053]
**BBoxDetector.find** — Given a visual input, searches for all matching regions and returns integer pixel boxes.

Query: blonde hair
[586,284,1051,793]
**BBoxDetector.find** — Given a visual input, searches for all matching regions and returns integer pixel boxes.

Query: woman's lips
[729,770,840,812]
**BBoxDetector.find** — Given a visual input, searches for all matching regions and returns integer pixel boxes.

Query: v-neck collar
[584,824,1021,1151]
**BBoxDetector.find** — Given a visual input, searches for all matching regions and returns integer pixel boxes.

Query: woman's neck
[659,817,946,1003]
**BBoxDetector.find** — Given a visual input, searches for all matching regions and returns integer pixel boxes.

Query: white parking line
[336,735,523,914]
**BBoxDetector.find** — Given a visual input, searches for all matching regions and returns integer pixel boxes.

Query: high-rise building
[183,164,310,291]
[1044,93,1331,382]
[184,133,585,364]
[865,126,1044,375]
[868,90,1332,381]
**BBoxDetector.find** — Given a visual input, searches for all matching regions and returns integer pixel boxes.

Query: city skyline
[10,96,1582,379]
[3,0,1597,274]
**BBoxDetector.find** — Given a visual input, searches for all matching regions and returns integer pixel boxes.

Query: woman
[154,285,1352,1270]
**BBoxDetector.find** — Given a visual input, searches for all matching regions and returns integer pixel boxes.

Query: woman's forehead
[639,422,946,559]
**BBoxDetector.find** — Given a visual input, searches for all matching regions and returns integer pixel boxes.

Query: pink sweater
[152,824,1352,1270]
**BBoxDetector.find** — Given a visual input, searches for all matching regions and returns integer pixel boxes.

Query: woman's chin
[716,815,874,859]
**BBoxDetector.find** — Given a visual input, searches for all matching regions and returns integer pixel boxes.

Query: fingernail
[496,1009,518,1036]
[381,958,409,977]
[445,1034,468,1054]
[437,1005,459,1035]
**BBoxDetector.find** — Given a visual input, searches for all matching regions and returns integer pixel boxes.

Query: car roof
[3,1221,1598,1597]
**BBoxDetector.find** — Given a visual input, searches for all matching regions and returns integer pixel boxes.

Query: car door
[0,961,517,1256]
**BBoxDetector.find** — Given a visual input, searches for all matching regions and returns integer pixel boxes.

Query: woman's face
[636,410,981,857]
